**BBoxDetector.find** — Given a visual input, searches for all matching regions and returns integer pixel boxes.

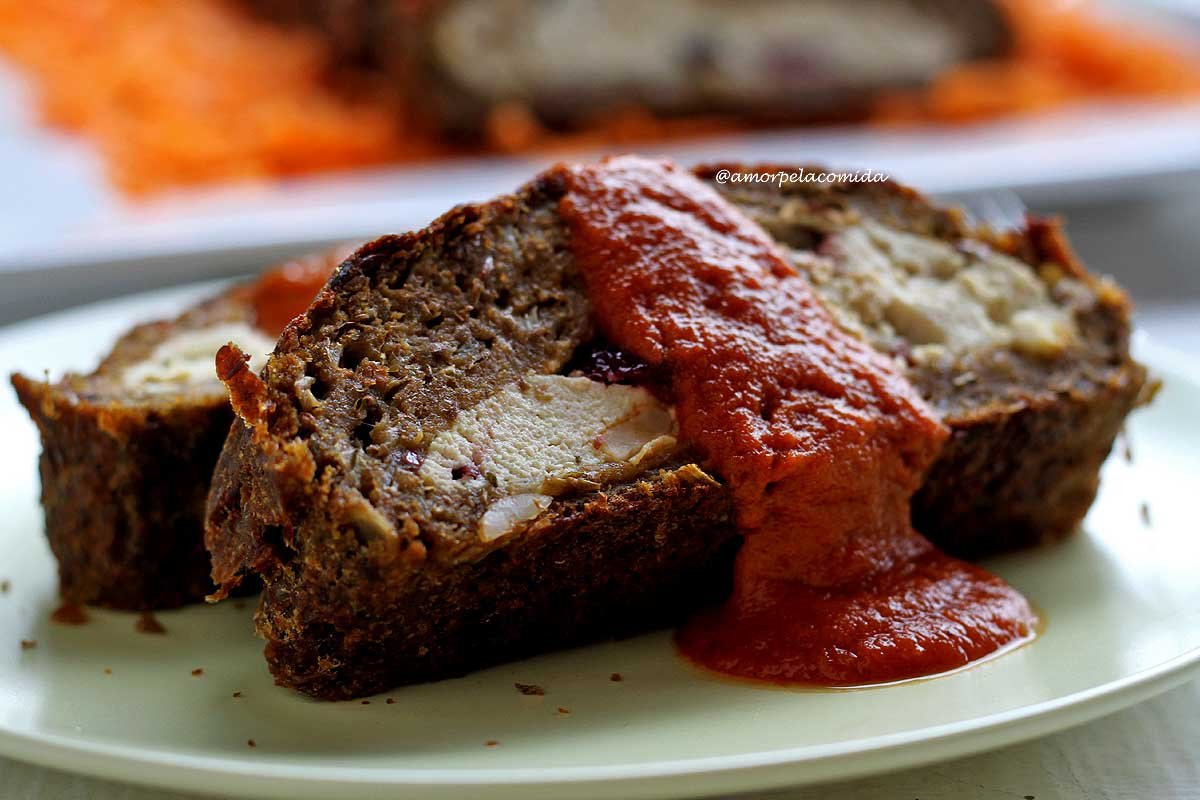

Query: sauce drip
[559,156,1037,686]
[239,248,345,337]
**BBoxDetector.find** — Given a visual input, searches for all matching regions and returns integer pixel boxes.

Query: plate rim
[0,649,1195,799]
[2,297,1198,798]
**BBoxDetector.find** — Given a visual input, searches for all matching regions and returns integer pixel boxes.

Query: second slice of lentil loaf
[11,250,343,610]
[701,164,1146,556]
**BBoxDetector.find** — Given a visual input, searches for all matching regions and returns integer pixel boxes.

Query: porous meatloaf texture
[204,172,737,699]
[11,293,258,610]
[242,0,1009,137]
[206,161,1145,699]
[700,164,1147,556]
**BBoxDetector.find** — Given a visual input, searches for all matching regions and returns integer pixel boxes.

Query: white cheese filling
[120,322,277,395]
[419,375,678,542]
[807,220,1078,364]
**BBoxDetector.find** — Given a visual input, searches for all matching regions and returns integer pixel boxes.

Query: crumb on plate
[51,601,88,625]
[515,682,545,696]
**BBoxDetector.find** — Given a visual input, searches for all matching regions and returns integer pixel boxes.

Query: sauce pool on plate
[560,156,1037,687]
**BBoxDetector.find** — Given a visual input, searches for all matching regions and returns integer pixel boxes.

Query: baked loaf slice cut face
[11,251,341,610]
[206,161,1145,699]
[701,164,1147,556]
[204,173,737,699]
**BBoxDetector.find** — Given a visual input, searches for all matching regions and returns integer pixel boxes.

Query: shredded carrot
[872,0,1200,124]
[0,0,1198,194]
[0,0,446,193]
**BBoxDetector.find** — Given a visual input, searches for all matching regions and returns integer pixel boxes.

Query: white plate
[1,285,1198,799]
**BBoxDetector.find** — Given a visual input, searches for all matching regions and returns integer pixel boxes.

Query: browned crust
[204,356,303,600]
[912,363,1144,556]
[258,466,736,699]
[914,216,1146,554]
[9,289,267,610]
[10,374,232,610]
[11,246,352,610]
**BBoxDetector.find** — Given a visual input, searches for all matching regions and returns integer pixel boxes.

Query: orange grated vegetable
[872,0,1200,124]
[0,0,447,193]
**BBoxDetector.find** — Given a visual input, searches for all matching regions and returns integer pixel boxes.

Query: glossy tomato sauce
[238,248,346,336]
[559,157,1037,686]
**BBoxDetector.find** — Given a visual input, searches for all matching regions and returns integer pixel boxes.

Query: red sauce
[241,248,346,336]
[559,156,1037,686]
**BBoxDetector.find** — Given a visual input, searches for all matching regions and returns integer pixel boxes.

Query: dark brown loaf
[12,293,252,610]
[11,250,344,610]
[204,171,737,698]
[700,164,1147,556]
[206,161,1145,699]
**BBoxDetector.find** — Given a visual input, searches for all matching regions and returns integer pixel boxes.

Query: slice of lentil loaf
[204,171,738,699]
[11,251,342,610]
[205,160,1145,699]
[700,164,1147,556]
